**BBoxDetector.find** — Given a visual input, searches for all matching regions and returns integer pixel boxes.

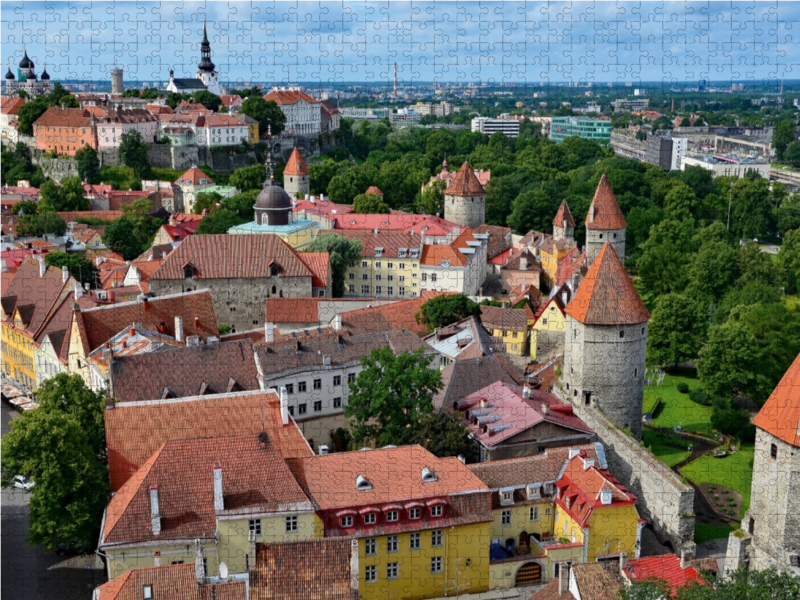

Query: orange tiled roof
[753,352,800,447]
[298,252,329,287]
[553,199,576,228]
[264,89,319,105]
[585,174,627,230]
[1,96,25,115]
[365,186,383,196]
[624,554,704,595]
[284,148,310,176]
[556,455,636,527]
[177,167,213,186]
[94,563,245,600]
[340,291,445,337]
[266,298,321,323]
[420,228,483,267]
[446,162,485,197]
[104,391,313,492]
[33,107,92,128]
[479,305,528,332]
[565,243,649,325]
[319,229,417,259]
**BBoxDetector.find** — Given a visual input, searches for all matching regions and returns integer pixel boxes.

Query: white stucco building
[263,87,321,135]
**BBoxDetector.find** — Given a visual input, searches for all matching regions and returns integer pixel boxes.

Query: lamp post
[726,181,734,230]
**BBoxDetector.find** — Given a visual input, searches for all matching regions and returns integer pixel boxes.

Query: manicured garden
[640,428,692,467]
[645,368,714,435]
[679,443,755,519]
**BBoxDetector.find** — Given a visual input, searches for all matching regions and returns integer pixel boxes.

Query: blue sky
[2,1,798,85]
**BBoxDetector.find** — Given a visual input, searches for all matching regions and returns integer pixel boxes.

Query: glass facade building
[550,117,612,145]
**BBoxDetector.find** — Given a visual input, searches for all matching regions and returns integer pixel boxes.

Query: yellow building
[1,258,75,391]
[99,433,318,580]
[530,296,567,361]
[239,113,259,144]
[521,200,577,287]
[479,305,529,357]
[286,445,494,600]
[468,445,644,589]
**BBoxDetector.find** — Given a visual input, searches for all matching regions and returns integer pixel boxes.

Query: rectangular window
[361,285,370,294]
[545,507,552,515]
[249,519,262,536]
[771,444,778,460]
[386,510,399,522]
[387,535,398,553]
[349,284,355,294]
[387,262,394,269]
[365,565,377,583]
[387,562,398,580]
[288,406,295,416]
[410,532,421,550]
[364,512,377,524]
[285,383,294,394]
[387,286,394,295]
[431,530,443,547]
[375,261,381,269]
[409,508,420,520]
[399,287,406,296]
[431,557,443,574]
[362,273,368,280]
[375,274,382,281]
[333,397,342,408]
[387,275,394,282]
[375,285,382,295]
[431,274,437,282]
[348,372,356,383]
[332,374,341,386]
[314,400,322,412]
[298,403,307,415]
[530,506,540,522]
[285,515,298,532]
[349,272,355,280]
[365,538,377,556]
[361,261,368,268]
[431,505,443,518]
[501,510,512,526]
[298,381,307,392]
[313,378,321,390]
[399,263,406,270]
[422,273,427,281]
[341,516,353,528]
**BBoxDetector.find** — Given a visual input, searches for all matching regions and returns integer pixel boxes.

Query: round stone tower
[553,199,575,245]
[283,148,310,198]
[444,161,485,229]
[562,242,650,439]
[585,174,627,266]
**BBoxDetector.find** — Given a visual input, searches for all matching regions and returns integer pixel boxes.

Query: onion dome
[40,64,50,80]
[19,47,34,69]
[5,63,15,80]
[255,181,292,210]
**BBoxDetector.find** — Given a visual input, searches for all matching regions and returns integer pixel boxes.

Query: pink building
[90,107,159,150]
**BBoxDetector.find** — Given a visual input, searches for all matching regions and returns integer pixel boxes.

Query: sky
[2,1,798,85]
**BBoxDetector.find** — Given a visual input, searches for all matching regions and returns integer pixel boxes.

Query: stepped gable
[284,148,309,176]
[565,243,650,325]
[447,162,485,196]
[585,174,627,230]
[753,352,800,446]
[553,199,576,227]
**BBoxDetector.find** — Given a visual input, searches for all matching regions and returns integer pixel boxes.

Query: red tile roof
[479,305,529,332]
[150,234,314,280]
[365,186,383,197]
[340,291,445,337]
[565,243,649,325]
[58,210,124,222]
[102,434,312,545]
[251,539,359,600]
[94,564,245,600]
[298,252,329,287]
[331,213,460,237]
[319,229,417,259]
[446,162,486,197]
[586,174,627,230]
[33,107,93,128]
[753,352,800,447]
[197,114,247,128]
[177,167,213,186]
[286,445,488,510]
[556,455,636,527]
[104,391,313,492]
[263,90,319,105]
[625,554,704,595]
[265,298,321,323]
[420,228,484,267]
[75,290,218,356]
[528,579,576,600]
[572,562,624,600]
[1,258,71,336]
[284,148,310,176]
[553,199,576,228]
[1,96,25,115]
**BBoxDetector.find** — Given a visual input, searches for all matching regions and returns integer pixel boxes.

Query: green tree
[352,193,389,214]
[424,129,455,165]
[345,346,442,447]
[646,294,708,368]
[417,179,447,216]
[220,190,258,221]
[118,129,151,178]
[45,252,100,287]
[195,209,247,234]
[687,241,740,303]
[308,160,349,195]
[191,90,222,112]
[303,233,363,297]
[414,294,482,332]
[12,200,40,215]
[17,97,49,135]
[508,189,557,234]
[166,92,189,109]
[729,177,771,238]
[15,212,68,237]
[413,412,475,460]
[637,220,695,297]
[484,175,524,227]
[0,374,109,550]
[239,96,287,135]
[664,183,700,221]
[778,228,800,294]
[101,218,144,260]
[327,164,378,205]
[678,117,691,127]
[229,164,267,191]
[773,118,797,161]
[782,140,800,166]
[120,198,160,242]
[711,404,756,442]
[74,146,101,184]
[37,177,90,212]
[192,191,223,214]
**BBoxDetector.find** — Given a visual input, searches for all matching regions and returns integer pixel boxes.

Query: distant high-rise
[110,68,123,94]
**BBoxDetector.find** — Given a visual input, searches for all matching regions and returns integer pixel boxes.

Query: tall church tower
[196,21,221,95]
[444,161,485,229]
[562,242,650,439]
[585,174,627,266]
[736,353,800,575]
[553,199,575,246]
[284,148,310,198]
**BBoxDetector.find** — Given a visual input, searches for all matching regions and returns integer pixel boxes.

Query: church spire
[197,19,215,73]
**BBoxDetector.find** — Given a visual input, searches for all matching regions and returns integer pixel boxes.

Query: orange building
[33,107,97,156]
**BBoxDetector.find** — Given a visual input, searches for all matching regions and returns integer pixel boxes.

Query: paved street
[2,402,103,600]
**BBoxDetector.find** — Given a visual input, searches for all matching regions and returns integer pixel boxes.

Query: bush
[677,382,689,394]
[689,387,710,405]
[711,406,756,443]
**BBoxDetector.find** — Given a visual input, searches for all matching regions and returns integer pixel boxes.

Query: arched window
[262,213,269,225]
[183,265,194,279]
[272,285,277,294]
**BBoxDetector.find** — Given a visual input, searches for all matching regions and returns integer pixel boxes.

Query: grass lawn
[680,443,755,519]
[645,368,713,435]
[694,522,736,544]
[641,429,693,467]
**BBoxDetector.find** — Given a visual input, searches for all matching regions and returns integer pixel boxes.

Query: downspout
[444,525,455,596]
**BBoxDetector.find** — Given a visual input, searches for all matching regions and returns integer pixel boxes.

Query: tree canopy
[118,129,151,178]
[353,192,389,214]
[303,233,363,297]
[415,294,482,332]
[239,96,287,135]
[44,252,100,287]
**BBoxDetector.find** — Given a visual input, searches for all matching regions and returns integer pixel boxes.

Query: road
[1,401,103,600]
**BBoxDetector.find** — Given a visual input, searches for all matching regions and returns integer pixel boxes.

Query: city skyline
[2,1,798,85]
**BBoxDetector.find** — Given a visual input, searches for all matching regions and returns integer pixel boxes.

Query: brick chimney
[280,386,289,426]
[194,539,205,584]
[153,551,161,567]
[149,485,161,535]
[213,461,224,512]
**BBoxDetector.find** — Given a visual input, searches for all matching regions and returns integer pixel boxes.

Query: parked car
[12,475,35,491]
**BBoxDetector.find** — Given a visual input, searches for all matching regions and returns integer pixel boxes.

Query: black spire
[197,20,215,73]
[19,44,34,69]
[41,63,50,80]
[5,61,15,80]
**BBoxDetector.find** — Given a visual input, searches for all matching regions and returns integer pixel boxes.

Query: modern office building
[550,117,612,145]
[471,117,520,137]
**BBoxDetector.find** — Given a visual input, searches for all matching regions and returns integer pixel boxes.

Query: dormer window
[527,484,541,500]
[386,510,399,522]
[356,475,372,490]
[375,247,383,258]
[544,483,554,495]
[270,265,279,277]
[399,248,408,257]
[421,467,438,482]
[340,516,354,528]
[183,264,194,279]
[430,505,443,518]
[143,585,153,600]
[410,248,420,258]
[364,512,377,525]
[441,259,450,267]
[409,508,421,520]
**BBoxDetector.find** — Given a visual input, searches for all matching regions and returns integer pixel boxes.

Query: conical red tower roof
[565,242,649,325]
[586,174,627,230]
[553,200,576,228]
[753,353,800,447]
[447,162,485,196]
[284,148,309,176]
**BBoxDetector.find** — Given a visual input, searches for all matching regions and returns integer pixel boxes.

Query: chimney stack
[350,539,360,593]
[265,321,275,343]
[74,281,83,300]
[558,563,569,595]
[522,386,531,399]
[520,257,528,271]
[143,297,150,312]
[280,386,289,426]
[213,462,224,512]
[680,547,693,569]
[195,540,205,584]
[248,536,256,571]
[150,485,161,535]
[153,551,161,567]
[332,313,342,331]
[619,552,628,574]
[175,316,184,342]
